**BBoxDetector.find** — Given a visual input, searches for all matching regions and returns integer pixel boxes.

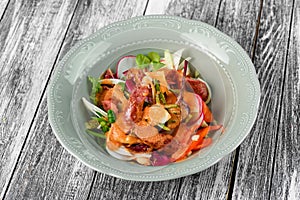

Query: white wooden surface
[0,0,299,199]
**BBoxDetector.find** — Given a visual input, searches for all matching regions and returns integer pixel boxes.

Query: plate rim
[47,15,260,181]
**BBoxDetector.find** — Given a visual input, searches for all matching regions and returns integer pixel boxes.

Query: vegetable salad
[83,49,223,166]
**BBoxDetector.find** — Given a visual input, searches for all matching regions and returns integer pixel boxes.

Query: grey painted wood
[177,154,234,200]
[146,0,220,26]
[89,175,183,200]
[3,0,148,199]
[270,0,300,199]
[1,0,298,199]
[0,0,9,20]
[216,0,260,56]
[231,0,296,199]
[0,0,78,197]
[4,99,95,200]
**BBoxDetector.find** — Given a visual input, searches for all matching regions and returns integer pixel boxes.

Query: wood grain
[0,0,78,197]
[3,0,148,199]
[60,0,149,49]
[146,0,221,26]
[4,99,94,200]
[1,0,297,199]
[270,0,300,199]
[231,0,295,199]
[89,175,183,200]
[0,0,9,20]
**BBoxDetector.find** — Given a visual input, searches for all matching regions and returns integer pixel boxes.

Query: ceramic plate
[47,15,260,181]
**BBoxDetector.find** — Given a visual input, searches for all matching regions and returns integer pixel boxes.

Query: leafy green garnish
[86,129,106,139]
[88,76,102,105]
[152,62,165,71]
[136,52,165,70]
[107,109,116,123]
[117,82,125,91]
[148,52,160,63]
[136,54,151,68]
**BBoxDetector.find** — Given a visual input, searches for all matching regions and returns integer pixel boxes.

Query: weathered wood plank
[4,99,95,200]
[177,154,234,200]
[3,0,148,199]
[60,0,149,48]
[89,1,236,200]
[270,0,300,199]
[145,0,172,15]
[89,175,183,200]
[145,0,220,25]
[231,0,295,199]
[0,0,9,20]
[0,0,79,198]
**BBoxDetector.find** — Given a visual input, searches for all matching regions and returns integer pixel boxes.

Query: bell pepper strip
[202,101,213,122]
[194,137,212,151]
[175,125,223,161]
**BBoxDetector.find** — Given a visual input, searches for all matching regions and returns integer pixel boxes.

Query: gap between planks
[0,0,266,199]
[2,0,81,198]
[0,0,10,23]
[267,0,296,199]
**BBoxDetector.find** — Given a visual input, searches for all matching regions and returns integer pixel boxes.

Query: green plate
[47,15,260,181]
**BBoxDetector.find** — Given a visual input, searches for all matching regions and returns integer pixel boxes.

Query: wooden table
[0,0,299,199]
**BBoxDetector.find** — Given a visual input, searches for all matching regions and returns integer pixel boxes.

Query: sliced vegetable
[194,137,212,150]
[82,97,107,117]
[199,78,212,104]
[176,125,222,161]
[172,48,185,69]
[183,92,203,114]
[116,55,136,79]
[164,49,174,69]
[152,62,165,71]
[106,145,151,165]
[202,101,213,122]
[178,57,192,75]
[157,123,171,131]
[86,129,106,139]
